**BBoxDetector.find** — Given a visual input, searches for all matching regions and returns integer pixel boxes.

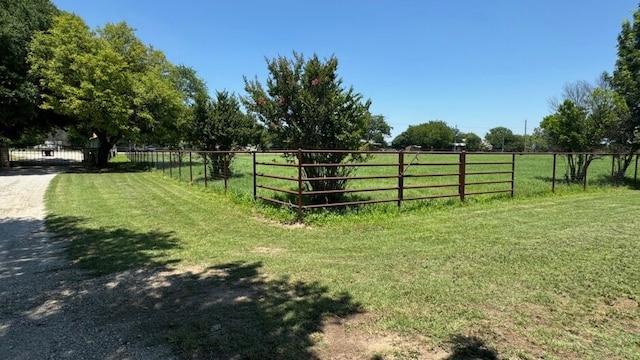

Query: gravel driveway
[0,167,175,360]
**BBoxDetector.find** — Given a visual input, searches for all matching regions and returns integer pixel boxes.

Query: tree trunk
[565,154,594,183]
[614,153,636,183]
[95,132,120,167]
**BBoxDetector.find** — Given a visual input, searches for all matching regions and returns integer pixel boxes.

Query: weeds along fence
[128,150,640,222]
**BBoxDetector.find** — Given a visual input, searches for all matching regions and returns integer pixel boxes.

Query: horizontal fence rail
[127,149,640,223]
[7,148,87,166]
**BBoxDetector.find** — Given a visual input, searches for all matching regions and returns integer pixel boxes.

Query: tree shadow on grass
[45,215,181,274]
[37,215,362,359]
[444,335,500,360]
[137,262,363,359]
[590,173,640,190]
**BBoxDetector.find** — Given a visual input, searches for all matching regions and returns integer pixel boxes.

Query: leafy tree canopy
[242,52,373,202]
[0,0,58,143]
[363,114,392,147]
[541,83,629,181]
[242,52,371,151]
[29,13,184,165]
[460,132,482,151]
[391,121,455,150]
[608,4,640,176]
[484,126,522,152]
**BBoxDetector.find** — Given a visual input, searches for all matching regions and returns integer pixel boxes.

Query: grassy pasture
[139,152,630,208]
[45,165,640,359]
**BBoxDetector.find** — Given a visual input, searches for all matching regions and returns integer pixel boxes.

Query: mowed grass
[138,152,632,210]
[45,167,640,359]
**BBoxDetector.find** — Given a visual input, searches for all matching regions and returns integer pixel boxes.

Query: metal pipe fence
[128,149,640,222]
[7,148,86,166]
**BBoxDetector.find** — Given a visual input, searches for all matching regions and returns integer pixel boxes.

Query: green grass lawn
[45,167,640,359]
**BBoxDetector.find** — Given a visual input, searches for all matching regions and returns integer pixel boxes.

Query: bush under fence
[128,150,640,222]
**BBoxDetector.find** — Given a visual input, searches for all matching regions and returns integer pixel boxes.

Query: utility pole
[524,119,527,152]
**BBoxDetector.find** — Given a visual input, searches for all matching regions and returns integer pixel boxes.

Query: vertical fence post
[459,151,466,202]
[203,153,208,187]
[169,151,173,178]
[552,153,557,193]
[398,151,404,207]
[297,149,303,223]
[189,151,193,183]
[635,154,638,187]
[253,151,257,200]
[162,151,165,173]
[583,155,589,191]
[178,151,182,180]
[510,153,516,198]
[223,152,228,194]
[611,154,616,185]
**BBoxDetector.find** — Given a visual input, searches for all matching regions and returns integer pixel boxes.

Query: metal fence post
[297,149,303,223]
[551,154,557,193]
[162,151,165,173]
[459,151,466,202]
[169,151,173,178]
[611,154,616,185]
[203,153,208,187]
[253,151,257,200]
[398,151,404,207]
[635,154,639,187]
[511,153,516,198]
[189,151,193,183]
[178,151,182,180]
[223,152,228,194]
[583,155,589,191]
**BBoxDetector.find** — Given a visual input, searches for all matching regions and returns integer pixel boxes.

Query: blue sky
[52,0,637,140]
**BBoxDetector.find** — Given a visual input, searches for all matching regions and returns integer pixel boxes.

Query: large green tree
[146,64,209,148]
[484,127,521,152]
[540,87,628,182]
[29,13,183,166]
[0,0,59,144]
[461,132,482,151]
[191,90,263,175]
[391,120,454,150]
[243,53,372,203]
[528,127,550,152]
[609,6,640,178]
[363,114,392,147]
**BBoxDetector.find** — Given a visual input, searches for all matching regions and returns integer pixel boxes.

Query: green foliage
[364,114,392,147]
[191,91,262,175]
[610,6,640,175]
[528,127,550,152]
[158,64,209,148]
[0,0,58,144]
[484,126,521,152]
[242,52,372,203]
[28,13,184,166]
[461,132,482,151]
[541,86,629,181]
[391,120,455,150]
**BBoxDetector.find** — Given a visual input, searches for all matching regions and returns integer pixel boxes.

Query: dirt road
[0,168,174,359]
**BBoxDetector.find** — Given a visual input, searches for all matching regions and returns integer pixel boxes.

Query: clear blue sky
[52,0,637,140]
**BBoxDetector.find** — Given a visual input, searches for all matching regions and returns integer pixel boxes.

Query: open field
[45,166,640,359]
[133,151,638,222]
